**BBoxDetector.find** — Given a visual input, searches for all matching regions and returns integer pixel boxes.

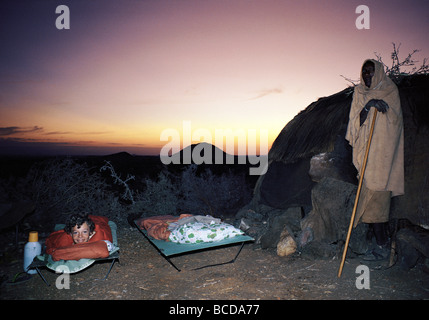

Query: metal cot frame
[134,220,254,272]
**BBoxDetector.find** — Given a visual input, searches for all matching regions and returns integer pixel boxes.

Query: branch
[100,160,135,204]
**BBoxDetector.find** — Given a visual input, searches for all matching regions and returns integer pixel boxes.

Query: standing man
[346,59,404,260]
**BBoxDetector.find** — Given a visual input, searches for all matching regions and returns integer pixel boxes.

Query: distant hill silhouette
[104,151,134,161]
[172,142,246,165]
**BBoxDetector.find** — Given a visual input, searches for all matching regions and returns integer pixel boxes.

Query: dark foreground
[2,221,429,301]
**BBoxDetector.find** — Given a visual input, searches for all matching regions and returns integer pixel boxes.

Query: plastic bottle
[23,231,42,274]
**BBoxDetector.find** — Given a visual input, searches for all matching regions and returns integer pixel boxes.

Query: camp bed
[134,219,254,272]
[29,221,119,286]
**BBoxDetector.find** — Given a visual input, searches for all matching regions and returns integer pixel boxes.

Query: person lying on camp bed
[64,213,96,244]
[45,213,114,261]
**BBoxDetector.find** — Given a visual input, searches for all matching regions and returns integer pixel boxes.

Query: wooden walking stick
[338,109,378,277]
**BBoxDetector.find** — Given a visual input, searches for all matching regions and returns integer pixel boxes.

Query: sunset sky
[1,0,428,156]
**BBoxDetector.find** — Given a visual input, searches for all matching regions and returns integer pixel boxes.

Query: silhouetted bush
[0,157,253,227]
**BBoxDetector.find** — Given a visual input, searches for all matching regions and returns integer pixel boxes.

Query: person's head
[65,213,95,244]
[361,60,375,88]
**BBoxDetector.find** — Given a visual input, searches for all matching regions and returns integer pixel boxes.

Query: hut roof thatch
[269,74,429,165]
[269,87,354,164]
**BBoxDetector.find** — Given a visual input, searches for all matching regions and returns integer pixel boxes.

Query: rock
[396,223,429,270]
[300,177,368,254]
[276,227,297,257]
[234,207,268,244]
[235,208,265,222]
[260,207,303,249]
[309,153,343,182]
[239,218,250,231]
[308,134,357,185]
[296,226,314,248]
[299,241,339,260]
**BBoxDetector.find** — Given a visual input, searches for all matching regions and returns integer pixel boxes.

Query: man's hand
[360,99,389,126]
[365,99,389,113]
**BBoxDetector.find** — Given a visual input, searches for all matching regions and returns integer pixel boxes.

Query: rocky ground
[1,219,429,302]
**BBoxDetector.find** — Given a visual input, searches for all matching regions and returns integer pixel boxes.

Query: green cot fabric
[138,225,254,257]
[35,221,119,274]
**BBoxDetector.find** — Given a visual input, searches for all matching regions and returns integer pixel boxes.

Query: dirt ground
[1,220,429,301]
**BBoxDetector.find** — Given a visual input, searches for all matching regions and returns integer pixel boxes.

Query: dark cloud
[0,138,158,156]
[0,126,43,136]
[44,131,112,135]
[44,131,73,135]
[248,88,283,101]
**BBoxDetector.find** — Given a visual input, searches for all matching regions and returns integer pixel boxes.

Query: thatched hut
[250,74,429,227]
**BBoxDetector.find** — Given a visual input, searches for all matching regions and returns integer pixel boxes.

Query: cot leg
[97,258,118,281]
[35,267,50,287]
[231,241,246,263]
[192,242,246,271]
[166,257,181,272]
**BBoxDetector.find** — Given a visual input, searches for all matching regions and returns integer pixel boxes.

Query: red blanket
[46,215,113,261]
[136,214,192,241]
[51,240,109,261]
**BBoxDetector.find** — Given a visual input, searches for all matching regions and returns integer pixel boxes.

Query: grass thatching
[268,87,354,164]
[269,74,429,165]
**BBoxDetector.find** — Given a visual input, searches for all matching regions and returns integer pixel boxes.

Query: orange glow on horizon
[1,1,428,157]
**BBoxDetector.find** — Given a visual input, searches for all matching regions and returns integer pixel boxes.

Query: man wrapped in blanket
[346,59,404,261]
